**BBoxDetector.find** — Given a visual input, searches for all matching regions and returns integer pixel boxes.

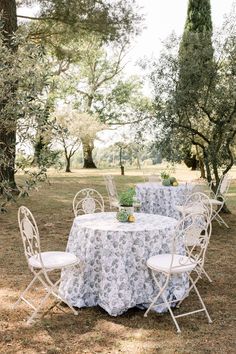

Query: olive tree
[0,26,49,209]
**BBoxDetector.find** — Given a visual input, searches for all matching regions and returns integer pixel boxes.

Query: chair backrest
[217,174,231,196]
[148,174,161,183]
[73,188,105,216]
[192,182,207,194]
[169,212,212,273]
[18,206,42,265]
[103,175,119,208]
[184,192,212,219]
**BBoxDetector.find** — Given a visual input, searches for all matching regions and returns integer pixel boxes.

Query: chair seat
[111,199,120,207]
[208,198,223,206]
[147,254,197,273]
[176,205,205,214]
[29,251,78,269]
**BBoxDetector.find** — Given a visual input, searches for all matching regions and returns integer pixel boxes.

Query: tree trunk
[205,152,231,214]
[32,101,52,167]
[0,129,17,192]
[136,155,141,170]
[65,156,71,172]
[82,139,97,168]
[198,157,206,178]
[190,155,198,170]
[0,0,18,194]
[119,148,125,175]
[196,146,206,178]
[32,136,45,166]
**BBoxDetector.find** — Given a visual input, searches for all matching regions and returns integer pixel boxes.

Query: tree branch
[17,15,57,21]
[108,114,153,126]
[174,121,210,144]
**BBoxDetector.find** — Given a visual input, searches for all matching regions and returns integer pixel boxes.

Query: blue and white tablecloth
[136,182,192,219]
[60,212,188,316]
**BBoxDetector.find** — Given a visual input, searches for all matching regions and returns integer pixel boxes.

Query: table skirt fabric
[60,213,188,316]
[136,183,192,219]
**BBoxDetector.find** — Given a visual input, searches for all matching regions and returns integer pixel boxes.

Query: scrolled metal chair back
[170,212,211,273]
[218,174,231,196]
[104,175,118,198]
[185,192,212,218]
[103,175,119,209]
[148,174,161,183]
[18,206,42,264]
[73,188,104,216]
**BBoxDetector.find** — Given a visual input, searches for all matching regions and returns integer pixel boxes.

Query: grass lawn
[0,166,236,354]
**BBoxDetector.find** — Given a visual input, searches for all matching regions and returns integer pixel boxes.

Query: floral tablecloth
[136,182,192,219]
[60,212,188,316]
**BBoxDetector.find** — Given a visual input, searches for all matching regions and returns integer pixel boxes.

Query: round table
[136,182,192,219]
[60,212,188,316]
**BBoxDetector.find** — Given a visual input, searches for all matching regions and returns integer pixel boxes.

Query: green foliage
[116,209,129,222]
[150,6,236,194]
[118,187,135,206]
[160,171,170,180]
[179,0,214,104]
[32,0,143,44]
[162,176,177,186]
[47,32,147,168]
[162,178,171,186]
[0,25,52,211]
[0,0,144,209]
[184,0,212,33]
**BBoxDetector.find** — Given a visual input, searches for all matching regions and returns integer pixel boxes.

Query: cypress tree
[179,0,214,94]
[184,0,213,33]
[178,0,214,176]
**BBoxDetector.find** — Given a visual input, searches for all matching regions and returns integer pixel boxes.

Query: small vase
[119,205,134,215]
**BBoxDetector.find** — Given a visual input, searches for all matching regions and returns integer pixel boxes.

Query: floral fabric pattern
[60,212,189,316]
[136,183,192,219]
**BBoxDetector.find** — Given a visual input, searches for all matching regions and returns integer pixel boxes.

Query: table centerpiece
[161,171,179,187]
[117,187,136,222]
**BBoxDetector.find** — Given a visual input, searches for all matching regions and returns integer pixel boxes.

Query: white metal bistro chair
[144,212,212,333]
[148,174,161,183]
[73,188,104,216]
[176,192,213,219]
[191,181,209,193]
[176,192,213,283]
[103,175,119,210]
[14,206,80,325]
[208,174,231,228]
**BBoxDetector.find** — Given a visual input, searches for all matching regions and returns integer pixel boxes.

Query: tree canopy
[150,6,236,197]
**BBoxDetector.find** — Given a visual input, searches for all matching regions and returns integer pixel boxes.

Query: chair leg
[27,286,54,325]
[189,276,212,324]
[15,270,78,325]
[144,272,181,333]
[215,213,229,228]
[211,209,229,228]
[13,272,41,309]
[39,275,78,317]
[144,286,165,318]
[159,288,181,333]
[144,271,169,317]
[176,272,201,308]
[56,291,78,316]
[201,268,212,283]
